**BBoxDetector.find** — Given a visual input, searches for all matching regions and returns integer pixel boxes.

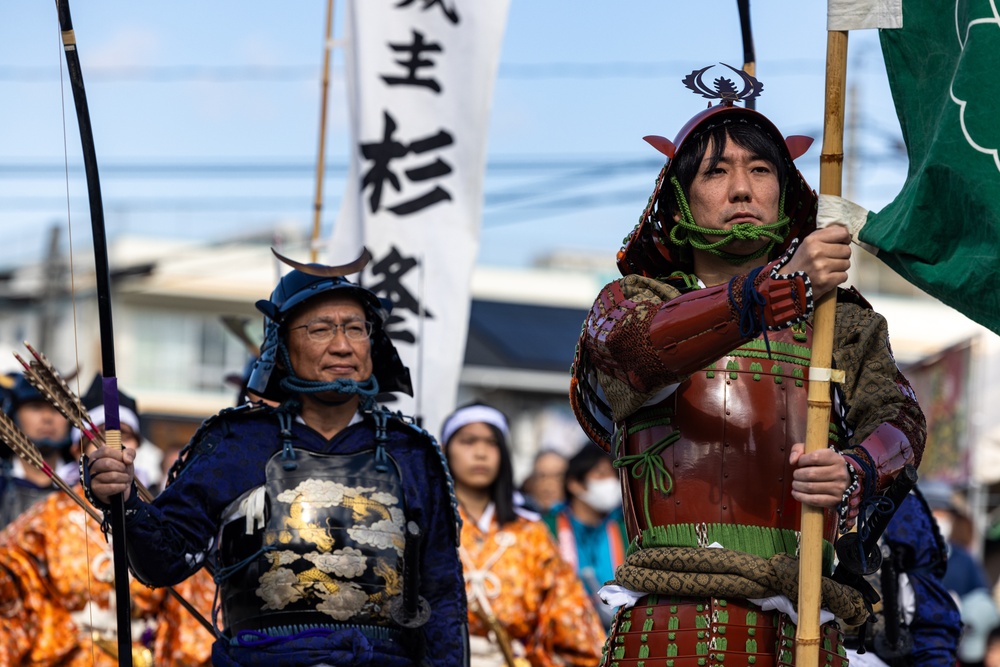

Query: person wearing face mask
[543,443,627,630]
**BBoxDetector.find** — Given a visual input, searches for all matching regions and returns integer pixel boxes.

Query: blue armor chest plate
[218,447,407,634]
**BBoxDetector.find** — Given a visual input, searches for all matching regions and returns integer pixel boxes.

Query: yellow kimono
[459,504,605,667]
[0,485,216,667]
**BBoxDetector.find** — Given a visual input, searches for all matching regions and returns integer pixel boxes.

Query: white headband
[71,405,141,444]
[441,404,510,447]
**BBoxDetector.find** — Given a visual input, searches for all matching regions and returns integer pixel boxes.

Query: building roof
[465,299,586,374]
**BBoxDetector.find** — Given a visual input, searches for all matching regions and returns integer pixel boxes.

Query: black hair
[443,402,518,527]
[564,442,613,500]
[669,119,789,211]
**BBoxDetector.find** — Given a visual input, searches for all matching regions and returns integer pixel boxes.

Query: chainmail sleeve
[580,275,685,422]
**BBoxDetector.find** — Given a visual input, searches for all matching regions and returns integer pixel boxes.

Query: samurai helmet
[617,63,818,277]
[1,372,72,451]
[246,248,412,403]
[2,372,45,417]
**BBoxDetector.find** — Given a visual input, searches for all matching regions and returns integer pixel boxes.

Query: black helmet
[1,372,72,451]
[246,249,412,402]
[1,372,45,417]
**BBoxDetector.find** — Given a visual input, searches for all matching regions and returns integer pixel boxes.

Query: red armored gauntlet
[650,258,812,374]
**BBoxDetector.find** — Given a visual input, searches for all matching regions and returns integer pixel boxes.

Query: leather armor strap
[649,257,812,374]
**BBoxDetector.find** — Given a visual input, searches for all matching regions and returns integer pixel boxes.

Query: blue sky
[0,1,907,270]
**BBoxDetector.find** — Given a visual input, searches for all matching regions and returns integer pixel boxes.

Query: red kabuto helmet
[617,64,818,278]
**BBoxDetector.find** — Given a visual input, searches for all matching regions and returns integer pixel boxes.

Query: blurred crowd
[2,359,997,667]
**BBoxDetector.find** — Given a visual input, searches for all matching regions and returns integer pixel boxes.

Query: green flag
[862,1,1000,335]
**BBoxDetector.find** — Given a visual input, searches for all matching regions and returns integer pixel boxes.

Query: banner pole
[310,0,336,262]
[796,26,849,667]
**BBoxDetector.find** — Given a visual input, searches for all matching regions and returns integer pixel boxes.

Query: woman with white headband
[441,402,604,667]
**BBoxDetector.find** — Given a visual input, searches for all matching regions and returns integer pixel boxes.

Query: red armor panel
[619,325,838,547]
[603,595,847,666]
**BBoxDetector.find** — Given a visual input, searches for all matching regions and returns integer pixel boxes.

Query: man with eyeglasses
[84,251,468,667]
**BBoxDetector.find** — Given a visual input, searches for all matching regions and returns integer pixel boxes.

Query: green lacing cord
[668,175,791,265]
[614,430,680,527]
[665,271,701,290]
[626,408,675,435]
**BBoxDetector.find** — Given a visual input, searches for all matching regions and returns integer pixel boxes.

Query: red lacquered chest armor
[618,325,838,547]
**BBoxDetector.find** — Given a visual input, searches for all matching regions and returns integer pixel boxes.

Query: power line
[0,156,663,178]
[0,65,318,83]
[0,59,828,83]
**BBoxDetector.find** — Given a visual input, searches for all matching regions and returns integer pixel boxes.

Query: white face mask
[579,478,622,514]
[935,516,953,542]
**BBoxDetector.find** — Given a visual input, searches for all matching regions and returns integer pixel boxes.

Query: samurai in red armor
[570,64,926,666]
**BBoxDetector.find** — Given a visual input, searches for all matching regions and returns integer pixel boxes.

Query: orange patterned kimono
[0,485,216,667]
[459,504,605,667]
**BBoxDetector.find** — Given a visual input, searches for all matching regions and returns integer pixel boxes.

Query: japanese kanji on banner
[329,0,511,437]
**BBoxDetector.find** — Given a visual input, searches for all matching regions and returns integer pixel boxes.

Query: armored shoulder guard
[837,285,874,311]
[166,403,274,484]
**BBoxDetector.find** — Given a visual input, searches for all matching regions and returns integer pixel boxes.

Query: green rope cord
[667,175,791,265]
[666,270,701,290]
[626,406,676,435]
[614,430,680,527]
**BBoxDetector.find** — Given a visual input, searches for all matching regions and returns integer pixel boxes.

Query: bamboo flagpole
[310,0,336,262]
[795,26,849,666]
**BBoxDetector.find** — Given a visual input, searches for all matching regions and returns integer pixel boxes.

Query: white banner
[329,0,511,439]
[827,0,903,30]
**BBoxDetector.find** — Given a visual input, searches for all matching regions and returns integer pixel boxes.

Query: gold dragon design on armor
[258,482,403,618]
[271,493,336,552]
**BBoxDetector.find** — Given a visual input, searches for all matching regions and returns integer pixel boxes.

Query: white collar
[477,502,496,532]
[294,410,364,427]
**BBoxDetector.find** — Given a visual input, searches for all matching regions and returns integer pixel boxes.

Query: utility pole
[37,224,64,354]
[844,44,866,292]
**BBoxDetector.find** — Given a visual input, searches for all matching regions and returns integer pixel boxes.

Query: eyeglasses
[290,319,373,343]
